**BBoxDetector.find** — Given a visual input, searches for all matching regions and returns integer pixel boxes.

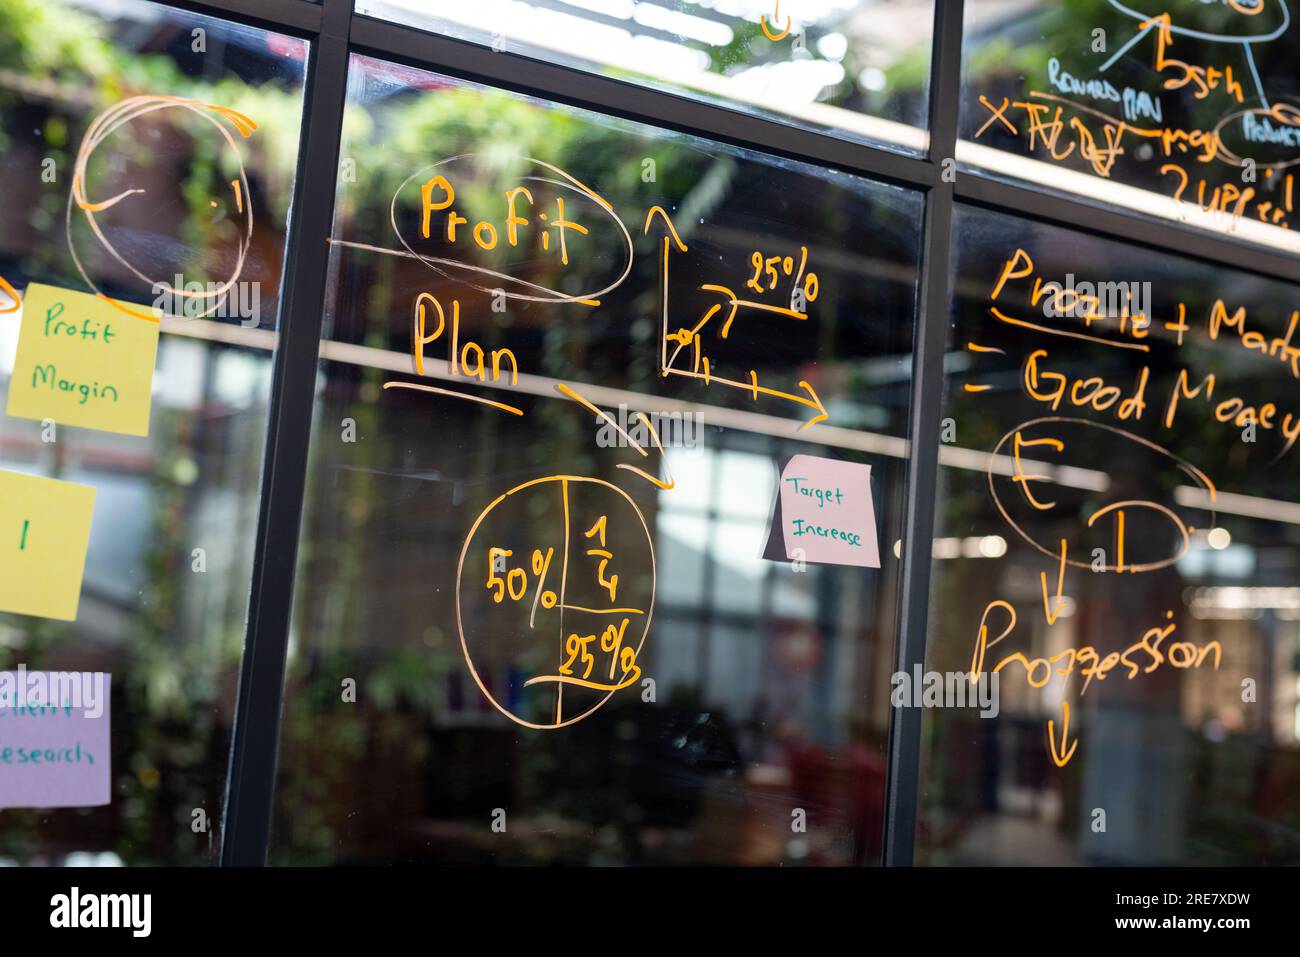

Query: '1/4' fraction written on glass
[486,514,641,692]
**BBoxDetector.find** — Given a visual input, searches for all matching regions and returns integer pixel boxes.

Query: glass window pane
[0,0,307,863]
[359,0,934,154]
[960,0,1300,254]
[920,204,1300,865]
[271,54,923,865]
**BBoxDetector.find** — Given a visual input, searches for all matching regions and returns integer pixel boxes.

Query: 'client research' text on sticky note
[6,282,159,436]
[0,670,111,809]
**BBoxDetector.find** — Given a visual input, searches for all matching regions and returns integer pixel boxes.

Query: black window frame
[137,0,1300,865]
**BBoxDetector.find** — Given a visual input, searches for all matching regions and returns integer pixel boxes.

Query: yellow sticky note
[0,469,96,621]
[6,283,160,437]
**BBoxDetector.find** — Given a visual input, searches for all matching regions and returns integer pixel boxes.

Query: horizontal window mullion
[158,0,323,36]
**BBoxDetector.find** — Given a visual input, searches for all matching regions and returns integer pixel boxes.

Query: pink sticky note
[0,671,111,809]
[775,456,880,568]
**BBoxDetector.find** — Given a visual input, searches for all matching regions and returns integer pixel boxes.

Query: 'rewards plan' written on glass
[962,0,1300,252]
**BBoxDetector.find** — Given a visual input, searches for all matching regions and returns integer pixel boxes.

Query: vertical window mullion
[220,0,355,867]
[883,0,965,867]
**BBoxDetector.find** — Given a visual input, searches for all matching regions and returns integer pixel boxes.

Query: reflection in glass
[960,0,1300,252]
[360,0,934,153]
[920,204,1300,865]
[0,0,307,863]
[271,55,923,865]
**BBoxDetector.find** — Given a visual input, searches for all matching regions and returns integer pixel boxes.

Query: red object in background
[266,34,308,61]
[846,745,886,862]
[776,622,821,671]
[787,741,835,812]
[786,741,886,864]
[359,56,457,91]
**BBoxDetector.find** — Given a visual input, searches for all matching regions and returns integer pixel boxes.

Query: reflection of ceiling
[846,1,937,62]
[964,0,1041,41]
[364,0,931,149]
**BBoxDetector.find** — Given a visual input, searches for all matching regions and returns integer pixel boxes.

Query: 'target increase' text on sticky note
[0,670,111,809]
[0,469,97,621]
[763,455,881,568]
[6,282,160,437]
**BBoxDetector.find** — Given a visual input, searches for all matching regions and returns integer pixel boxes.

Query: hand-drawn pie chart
[455,475,655,729]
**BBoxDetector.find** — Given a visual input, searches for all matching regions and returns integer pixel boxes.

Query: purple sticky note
[765,455,881,568]
[0,670,111,809]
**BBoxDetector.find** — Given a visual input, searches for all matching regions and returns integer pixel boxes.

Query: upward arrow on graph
[643,206,829,430]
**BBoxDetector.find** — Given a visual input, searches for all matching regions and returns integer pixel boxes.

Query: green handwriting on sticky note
[6,283,159,437]
[761,455,880,569]
[0,469,96,621]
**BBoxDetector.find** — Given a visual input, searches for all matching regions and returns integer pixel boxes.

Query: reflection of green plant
[0,0,310,291]
[368,647,452,713]
[0,0,308,864]
[116,417,205,863]
[706,22,769,73]
[964,35,1041,85]
[958,0,1286,140]
[0,0,117,85]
